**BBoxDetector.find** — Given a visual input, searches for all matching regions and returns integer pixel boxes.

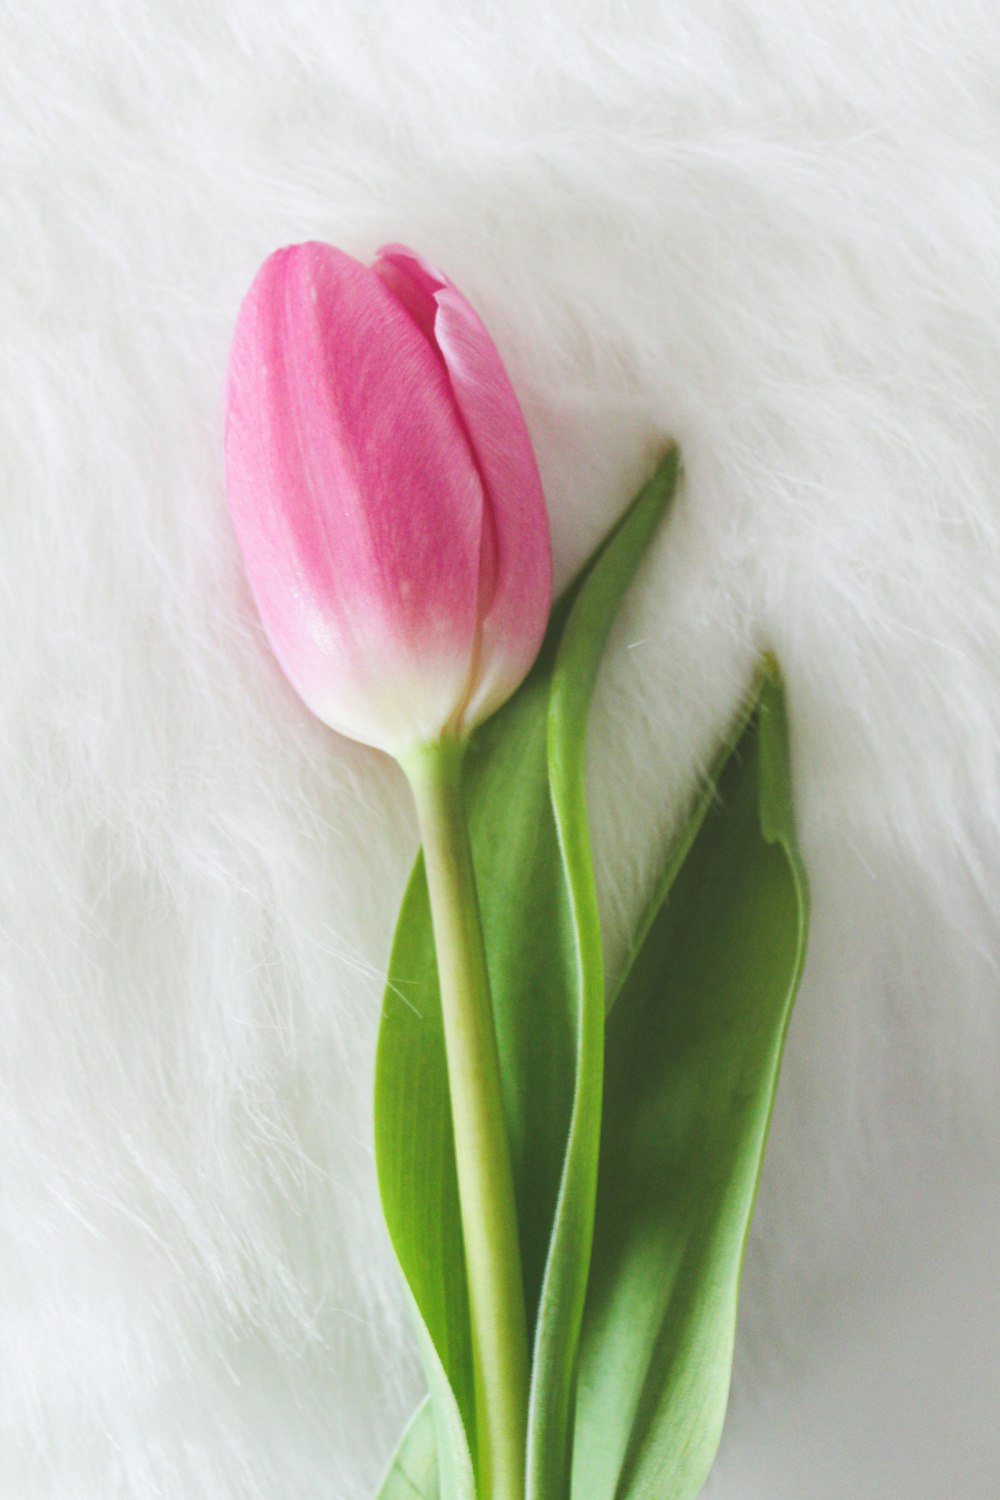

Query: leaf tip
[755,657,797,852]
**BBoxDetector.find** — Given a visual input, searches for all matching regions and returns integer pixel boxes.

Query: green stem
[401,737,529,1500]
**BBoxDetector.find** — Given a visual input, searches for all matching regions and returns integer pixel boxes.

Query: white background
[4,2,999,1496]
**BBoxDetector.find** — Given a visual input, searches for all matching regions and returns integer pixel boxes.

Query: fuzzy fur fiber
[4,3,1000,1496]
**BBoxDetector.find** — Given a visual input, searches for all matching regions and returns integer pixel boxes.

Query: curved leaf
[380,1392,440,1500]
[378,1400,438,1500]
[530,453,682,1500]
[374,859,476,1500]
[571,665,809,1500]
[374,453,682,1496]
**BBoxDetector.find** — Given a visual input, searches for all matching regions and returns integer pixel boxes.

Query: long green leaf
[374,453,682,1497]
[531,453,682,1500]
[571,665,809,1500]
[374,855,476,1500]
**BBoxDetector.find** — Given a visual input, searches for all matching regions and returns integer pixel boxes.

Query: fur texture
[4,2,999,1495]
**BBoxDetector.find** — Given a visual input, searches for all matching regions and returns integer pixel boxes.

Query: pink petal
[225,243,488,751]
[375,246,552,725]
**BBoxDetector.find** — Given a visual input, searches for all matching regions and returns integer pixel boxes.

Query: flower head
[224,241,551,755]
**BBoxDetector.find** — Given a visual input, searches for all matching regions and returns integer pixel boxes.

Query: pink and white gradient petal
[225,243,490,751]
[375,245,552,725]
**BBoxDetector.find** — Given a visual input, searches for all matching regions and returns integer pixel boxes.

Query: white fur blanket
[4,2,998,1496]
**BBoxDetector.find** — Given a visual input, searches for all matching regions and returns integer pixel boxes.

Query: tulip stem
[402,737,529,1500]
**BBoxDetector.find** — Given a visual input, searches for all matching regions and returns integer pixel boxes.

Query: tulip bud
[224,241,552,756]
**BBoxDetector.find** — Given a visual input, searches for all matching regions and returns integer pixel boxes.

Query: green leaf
[378,1400,438,1500]
[374,452,682,1499]
[531,453,683,1500]
[374,854,476,1500]
[571,664,809,1500]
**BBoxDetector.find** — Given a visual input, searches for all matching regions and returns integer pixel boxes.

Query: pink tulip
[224,241,552,755]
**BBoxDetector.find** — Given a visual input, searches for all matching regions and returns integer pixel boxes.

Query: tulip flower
[225,242,549,1500]
[224,240,551,756]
